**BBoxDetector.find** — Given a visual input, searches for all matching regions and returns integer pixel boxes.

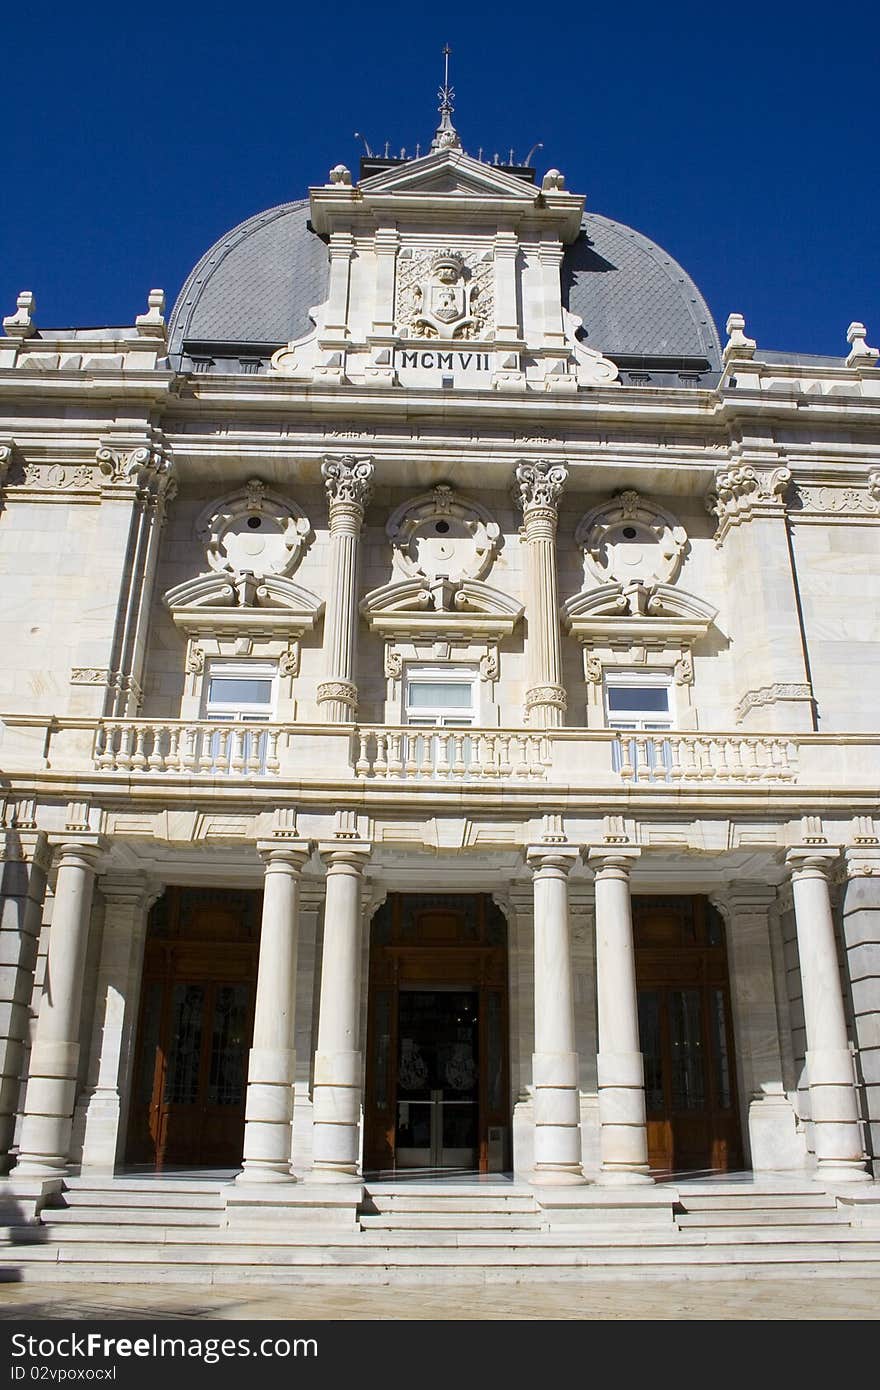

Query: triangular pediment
[359,150,538,202]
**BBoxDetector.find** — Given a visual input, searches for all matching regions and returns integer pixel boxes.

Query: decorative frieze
[792,472,880,520]
[735,682,814,724]
[70,668,111,687]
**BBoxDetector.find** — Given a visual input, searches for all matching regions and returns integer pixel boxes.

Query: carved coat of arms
[408,250,483,340]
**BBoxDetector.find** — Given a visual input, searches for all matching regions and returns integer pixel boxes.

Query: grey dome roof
[565,214,721,366]
[169,198,721,370]
[168,200,328,355]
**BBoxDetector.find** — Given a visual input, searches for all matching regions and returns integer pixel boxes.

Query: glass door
[395,990,479,1170]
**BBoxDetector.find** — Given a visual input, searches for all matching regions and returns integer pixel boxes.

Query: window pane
[407,681,472,709]
[669,989,706,1111]
[607,686,670,713]
[208,677,272,705]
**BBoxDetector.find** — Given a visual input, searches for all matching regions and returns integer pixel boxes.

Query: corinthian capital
[321,454,374,511]
[96,442,172,494]
[708,463,792,543]
[513,459,568,512]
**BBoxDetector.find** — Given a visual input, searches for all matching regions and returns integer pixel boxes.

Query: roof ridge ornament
[430,43,462,153]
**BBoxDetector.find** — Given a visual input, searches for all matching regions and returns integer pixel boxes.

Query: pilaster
[841,842,880,1172]
[80,874,160,1172]
[714,883,806,1172]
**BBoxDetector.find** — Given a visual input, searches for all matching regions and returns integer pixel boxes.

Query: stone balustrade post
[317,456,374,723]
[588,847,652,1184]
[786,849,870,1181]
[14,839,104,1175]
[0,827,50,1170]
[527,846,585,1185]
[513,459,568,728]
[310,841,371,1181]
[237,841,312,1184]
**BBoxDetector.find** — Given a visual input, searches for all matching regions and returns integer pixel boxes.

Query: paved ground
[0,1278,878,1320]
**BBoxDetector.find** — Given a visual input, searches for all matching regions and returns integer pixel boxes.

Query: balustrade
[94,720,280,776]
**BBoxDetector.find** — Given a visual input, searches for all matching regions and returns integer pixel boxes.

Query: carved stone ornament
[70,667,110,686]
[794,471,880,516]
[575,491,688,588]
[734,683,814,724]
[321,455,375,511]
[195,481,311,581]
[96,444,170,489]
[513,459,569,511]
[396,248,493,342]
[709,465,792,542]
[387,486,500,584]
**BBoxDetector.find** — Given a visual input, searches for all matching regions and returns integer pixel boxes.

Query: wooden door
[363,894,509,1175]
[126,888,260,1169]
[634,896,742,1174]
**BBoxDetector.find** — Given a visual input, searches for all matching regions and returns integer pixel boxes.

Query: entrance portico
[0,823,872,1197]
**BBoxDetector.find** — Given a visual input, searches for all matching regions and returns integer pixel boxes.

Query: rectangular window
[605,676,672,730]
[202,660,277,773]
[404,667,477,727]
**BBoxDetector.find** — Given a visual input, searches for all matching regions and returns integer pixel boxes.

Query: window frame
[202,659,279,724]
[604,671,674,732]
[402,664,479,728]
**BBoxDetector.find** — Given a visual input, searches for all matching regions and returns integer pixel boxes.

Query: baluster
[513,735,529,778]
[634,736,650,782]
[388,732,403,778]
[265,728,280,775]
[680,738,698,779]
[498,735,512,777]
[419,731,435,777]
[373,732,388,777]
[617,735,634,781]
[198,725,214,774]
[727,738,746,779]
[404,731,418,778]
[648,736,665,781]
[354,730,371,777]
[96,722,115,770]
[147,725,165,772]
[666,736,682,782]
[117,724,134,772]
[217,727,232,773]
[229,728,245,775]
[453,733,466,776]
[481,735,497,776]
[130,725,148,771]
[167,725,181,772]
[436,731,452,778]
[715,738,732,779]
[532,735,549,777]
[739,737,758,779]
[247,729,263,776]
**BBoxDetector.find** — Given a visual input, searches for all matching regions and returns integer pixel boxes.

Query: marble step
[20,1222,880,1249]
[678,1193,837,1211]
[6,1240,880,1269]
[64,1177,229,1195]
[41,1207,223,1227]
[11,1260,880,1286]
[677,1210,847,1228]
[60,1189,226,1210]
[364,1194,538,1214]
[360,1212,543,1230]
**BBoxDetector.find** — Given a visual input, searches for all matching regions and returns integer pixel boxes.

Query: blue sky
[2,1,877,355]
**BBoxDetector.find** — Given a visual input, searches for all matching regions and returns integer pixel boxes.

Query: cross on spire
[431,42,462,153]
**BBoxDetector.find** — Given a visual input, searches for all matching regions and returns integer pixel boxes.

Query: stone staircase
[2,1175,879,1284]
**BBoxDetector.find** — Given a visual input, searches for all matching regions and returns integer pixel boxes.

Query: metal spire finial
[431,42,461,153]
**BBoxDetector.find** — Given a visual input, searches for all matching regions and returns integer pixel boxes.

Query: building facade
[1,100,879,1239]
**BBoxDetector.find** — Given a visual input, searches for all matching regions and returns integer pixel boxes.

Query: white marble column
[237,841,312,1183]
[14,839,103,1175]
[513,459,568,728]
[589,847,652,1184]
[310,841,371,1181]
[317,455,374,723]
[80,874,158,1172]
[0,828,50,1170]
[528,846,585,1184]
[787,849,869,1181]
